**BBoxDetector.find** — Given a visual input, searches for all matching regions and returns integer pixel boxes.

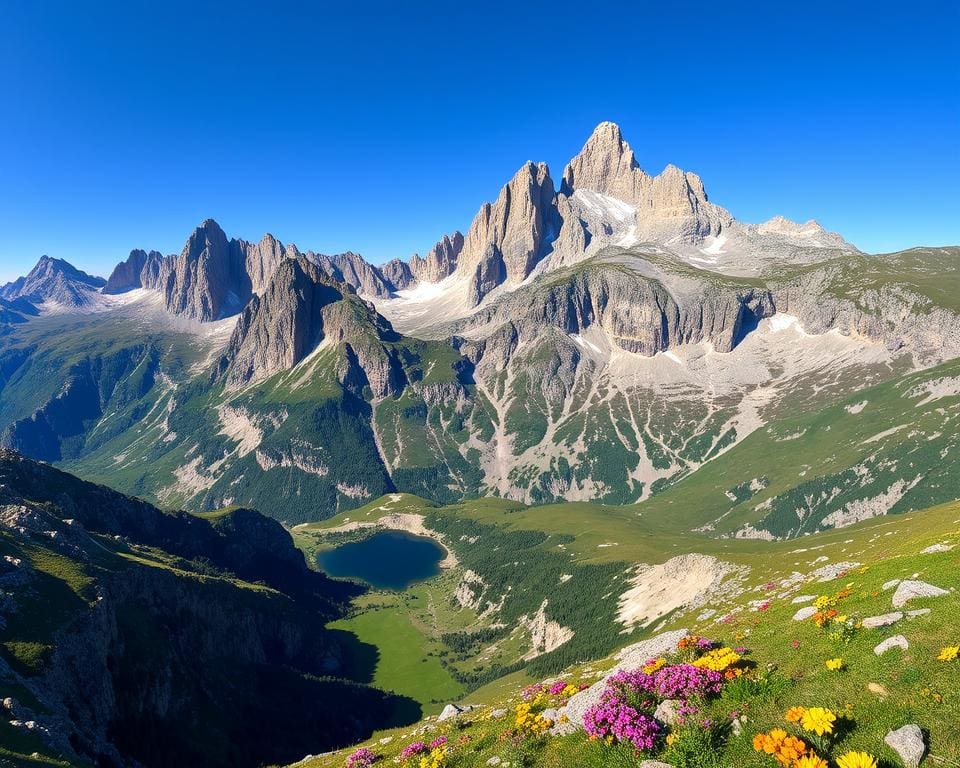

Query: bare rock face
[460,264,775,359]
[1,256,106,307]
[309,251,395,298]
[221,257,405,398]
[410,231,464,283]
[457,161,559,306]
[103,249,165,294]
[223,258,344,385]
[558,121,731,247]
[242,234,293,296]
[380,258,416,290]
[160,219,251,321]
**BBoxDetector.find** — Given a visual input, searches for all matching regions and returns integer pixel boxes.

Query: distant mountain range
[1,122,958,535]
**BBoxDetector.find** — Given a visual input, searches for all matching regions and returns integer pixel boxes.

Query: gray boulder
[874,635,909,655]
[884,724,925,767]
[862,611,903,628]
[891,580,949,609]
[437,703,477,722]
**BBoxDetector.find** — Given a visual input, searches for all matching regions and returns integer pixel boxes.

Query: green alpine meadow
[1,4,957,767]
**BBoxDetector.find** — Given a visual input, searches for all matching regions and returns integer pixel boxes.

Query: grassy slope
[294,499,960,768]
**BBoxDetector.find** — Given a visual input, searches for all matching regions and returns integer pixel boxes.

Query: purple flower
[583,690,661,751]
[400,742,426,759]
[521,683,546,700]
[428,736,447,750]
[610,664,723,701]
[346,747,378,767]
[548,680,569,696]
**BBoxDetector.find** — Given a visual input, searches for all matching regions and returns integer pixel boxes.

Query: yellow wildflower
[938,645,959,661]
[825,657,844,671]
[799,707,836,736]
[692,647,741,672]
[794,755,828,768]
[643,657,667,674]
[836,752,879,768]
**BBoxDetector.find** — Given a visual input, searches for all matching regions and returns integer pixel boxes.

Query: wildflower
[836,752,879,768]
[785,706,807,723]
[418,746,447,768]
[582,695,660,751]
[753,728,787,755]
[799,707,836,736]
[813,596,832,610]
[774,734,808,764]
[692,647,742,672]
[794,755,829,768]
[514,701,550,734]
[428,736,447,750]
[938,645,959,661]
[400,741,427,760]
[642,657,667,674]
[520,683,545,701]
[346,748,378,768]
[548,680,570,696]
[812,609,839,628]
[825,658,844,671]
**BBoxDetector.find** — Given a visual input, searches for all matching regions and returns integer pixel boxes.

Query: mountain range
[2,121,960,768]
[1,122,958,538]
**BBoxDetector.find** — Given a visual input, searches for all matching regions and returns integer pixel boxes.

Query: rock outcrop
[103,249,166,294]
[220,257,405,397]
[158,219,253,321]
[0,451,404,768]
[456,161,559,306]
[243,233,296,296]
[380,258,416,290]
[308,250,396,298]
[558,121,731,245]
[410,231,464,283]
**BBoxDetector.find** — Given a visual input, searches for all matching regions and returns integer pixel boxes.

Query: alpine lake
[316,529,446,590]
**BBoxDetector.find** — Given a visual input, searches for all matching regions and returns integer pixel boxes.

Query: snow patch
[700,234,728,256]
[767,314,807,334]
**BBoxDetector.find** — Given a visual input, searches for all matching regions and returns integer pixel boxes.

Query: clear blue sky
[1,1,957,283]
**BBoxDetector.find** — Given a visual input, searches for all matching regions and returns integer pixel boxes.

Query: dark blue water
[316,530,445,590]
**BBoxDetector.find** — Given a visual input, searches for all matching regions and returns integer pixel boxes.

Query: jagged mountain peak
[23,254,104,285]
[0,254,105,307]
[452,159,558,306]
[561,120,645,196]
[103,248,166,294]
[221,255,405,397]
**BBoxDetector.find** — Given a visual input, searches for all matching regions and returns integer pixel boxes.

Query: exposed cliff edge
[0,451,414,768]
